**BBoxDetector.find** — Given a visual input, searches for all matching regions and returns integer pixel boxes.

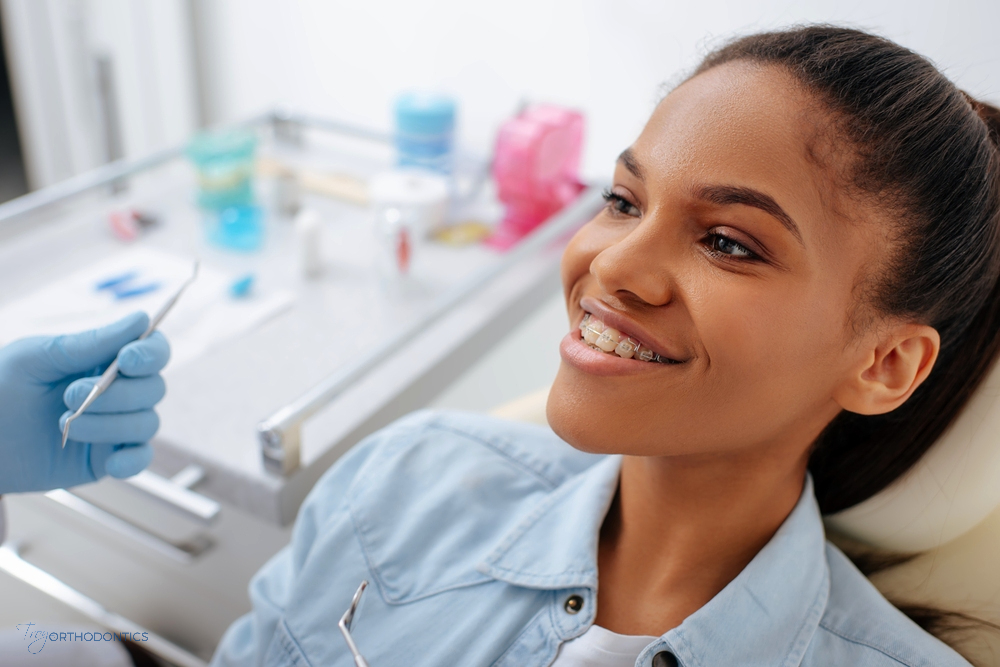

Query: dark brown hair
[693,25,1000,661]
[696,26,1000,515]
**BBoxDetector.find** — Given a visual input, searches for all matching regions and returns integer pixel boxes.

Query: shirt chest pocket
[263,620,316,667]
[348,433,555,604]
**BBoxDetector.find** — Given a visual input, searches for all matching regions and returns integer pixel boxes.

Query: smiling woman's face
[547,61,889,460]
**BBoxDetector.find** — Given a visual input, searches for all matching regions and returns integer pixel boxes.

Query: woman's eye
[707,233,759,260]
[602,189,641,217]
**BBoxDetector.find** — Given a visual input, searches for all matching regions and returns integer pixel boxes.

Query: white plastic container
[368,168,450,239]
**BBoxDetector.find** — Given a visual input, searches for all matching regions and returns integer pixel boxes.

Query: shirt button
[563,594,584,614]
[652,651,678,667]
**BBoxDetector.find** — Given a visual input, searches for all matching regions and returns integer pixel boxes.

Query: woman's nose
[590,221,676,307]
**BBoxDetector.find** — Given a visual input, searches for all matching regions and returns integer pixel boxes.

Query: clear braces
[578,313,679,364]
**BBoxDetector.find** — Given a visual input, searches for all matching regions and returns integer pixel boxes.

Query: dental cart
[0,113,603,666]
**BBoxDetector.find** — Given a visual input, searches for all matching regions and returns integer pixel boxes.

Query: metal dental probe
[61,260,200,448]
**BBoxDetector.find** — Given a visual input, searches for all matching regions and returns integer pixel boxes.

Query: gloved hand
[0,312,170,494]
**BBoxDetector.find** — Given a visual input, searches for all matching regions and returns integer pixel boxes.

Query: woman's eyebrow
[617,149,645,181]
[693,184,805,247]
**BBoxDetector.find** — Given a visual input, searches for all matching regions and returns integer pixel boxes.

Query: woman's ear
[833,322,940,416]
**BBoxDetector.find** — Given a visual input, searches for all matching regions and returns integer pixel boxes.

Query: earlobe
[834,323,940,416]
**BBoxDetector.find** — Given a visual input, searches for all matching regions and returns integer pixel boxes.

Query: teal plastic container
[207,205,265,252]
[186,129,258,210]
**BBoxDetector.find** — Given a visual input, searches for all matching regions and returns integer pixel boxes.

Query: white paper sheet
[0,247,294,371]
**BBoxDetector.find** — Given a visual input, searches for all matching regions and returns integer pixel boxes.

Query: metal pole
[0,111,396,228]
[0,113,274,227]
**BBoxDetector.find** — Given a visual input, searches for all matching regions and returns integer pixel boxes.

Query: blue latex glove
[0,312,170,494]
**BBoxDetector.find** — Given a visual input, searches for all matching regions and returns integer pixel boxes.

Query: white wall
[84,0,199,162]
[1,0,198,189]
[198,0,1000,181]
[191,0,1000,415]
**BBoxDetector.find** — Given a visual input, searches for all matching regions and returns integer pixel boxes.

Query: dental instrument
[61,261,199,448]
[338,580,370,667]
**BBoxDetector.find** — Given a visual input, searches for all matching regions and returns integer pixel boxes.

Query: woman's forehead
[638,63,820,188]
[629,61,857,248]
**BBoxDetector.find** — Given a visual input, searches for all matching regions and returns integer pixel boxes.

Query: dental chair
[490,360,1000,665]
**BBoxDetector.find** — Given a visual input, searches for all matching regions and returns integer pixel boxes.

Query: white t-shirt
[550,624,659,667]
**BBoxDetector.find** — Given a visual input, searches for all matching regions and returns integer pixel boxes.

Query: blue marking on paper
[95,270,162,300]
[229,274,255,298]
[114,283,161,299]
[95,271,138,290]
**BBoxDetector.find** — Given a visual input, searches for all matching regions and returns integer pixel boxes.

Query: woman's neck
[594,446,809,636]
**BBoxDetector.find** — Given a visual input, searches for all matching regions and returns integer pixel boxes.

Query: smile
[578,313,682,364]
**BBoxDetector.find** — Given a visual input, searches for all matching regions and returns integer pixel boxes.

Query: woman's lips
[559,328,688,377]
[578,296,690,363]
[577,313,680,363]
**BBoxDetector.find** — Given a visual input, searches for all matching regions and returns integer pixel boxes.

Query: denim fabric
[211,410,969,667]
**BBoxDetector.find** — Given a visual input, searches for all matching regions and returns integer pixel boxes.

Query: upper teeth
[579,313,677,364]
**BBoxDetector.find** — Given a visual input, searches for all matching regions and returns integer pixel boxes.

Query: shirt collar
[477,455,830,666]
[477,454,621,589]
[655,474,830,667]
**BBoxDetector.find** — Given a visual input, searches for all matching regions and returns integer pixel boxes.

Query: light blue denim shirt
[211,410,969,667]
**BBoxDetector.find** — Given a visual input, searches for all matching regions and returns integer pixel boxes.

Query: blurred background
[1,3,999,665]
[1,0,998,200]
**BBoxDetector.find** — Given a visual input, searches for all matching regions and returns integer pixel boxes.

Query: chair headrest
[826,353,1000,552]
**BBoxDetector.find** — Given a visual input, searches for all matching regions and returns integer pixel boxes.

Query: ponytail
[811,95,1000,513]
[696,27,1000,663]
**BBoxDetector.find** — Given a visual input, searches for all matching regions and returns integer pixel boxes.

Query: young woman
[211,26,1000,667]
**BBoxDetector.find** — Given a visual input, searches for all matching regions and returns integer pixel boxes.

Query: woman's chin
[546,366,637,455]
[547,364,701,457]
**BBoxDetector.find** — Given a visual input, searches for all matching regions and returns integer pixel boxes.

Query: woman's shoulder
[305,408,605,507]
[315,409,608,603]
[808,541,972,667]
[352,408,606,487]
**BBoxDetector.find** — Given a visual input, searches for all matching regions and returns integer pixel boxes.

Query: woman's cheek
[692,281,775,373]
[561,225,601,296]
[562,220,627,286]
[703,286,811,394]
